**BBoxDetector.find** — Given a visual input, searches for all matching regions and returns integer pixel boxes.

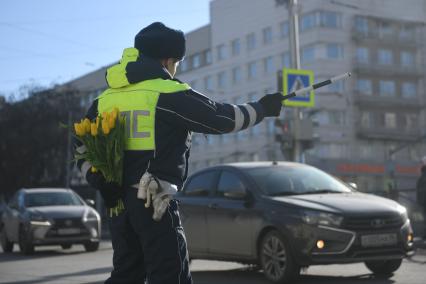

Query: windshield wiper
[301,189,342,195]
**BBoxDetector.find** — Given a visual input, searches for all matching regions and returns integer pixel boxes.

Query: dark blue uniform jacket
[77,55,265,189]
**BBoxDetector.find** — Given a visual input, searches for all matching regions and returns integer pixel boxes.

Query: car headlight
[29,213,51,226]
[302,210,343,227]
[83,209,99,222]
[399,206,408,223]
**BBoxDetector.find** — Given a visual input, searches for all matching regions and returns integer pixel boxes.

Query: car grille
[52,217,84,229]
[343,214,403,231]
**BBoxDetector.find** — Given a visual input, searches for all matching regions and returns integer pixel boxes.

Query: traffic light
[274,118,293,150]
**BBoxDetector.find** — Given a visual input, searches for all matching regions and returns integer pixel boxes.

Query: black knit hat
[134,22,186,60]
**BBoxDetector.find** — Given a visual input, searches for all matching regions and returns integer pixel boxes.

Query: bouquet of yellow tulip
[73,107,126,186]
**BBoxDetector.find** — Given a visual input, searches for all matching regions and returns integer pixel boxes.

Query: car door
[206,169,255,257]
[178,170,219,255]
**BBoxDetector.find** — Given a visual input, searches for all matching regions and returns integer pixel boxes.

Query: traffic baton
[281,72,351,100]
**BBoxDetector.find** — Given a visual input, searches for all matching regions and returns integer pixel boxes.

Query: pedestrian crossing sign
[283,68,315,107]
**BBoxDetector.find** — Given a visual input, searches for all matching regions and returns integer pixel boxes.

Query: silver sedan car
[0,188,101,254]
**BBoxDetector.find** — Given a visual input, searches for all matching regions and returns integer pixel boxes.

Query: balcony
[353,61,423,78]
[355,124,419,141]
[351,29,420,47]
[353,93,424,110]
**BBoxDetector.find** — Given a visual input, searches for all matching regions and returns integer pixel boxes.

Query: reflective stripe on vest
[98,79,190,151]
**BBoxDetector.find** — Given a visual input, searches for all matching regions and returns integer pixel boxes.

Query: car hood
[270,192,403,216]
[27,206,87,219]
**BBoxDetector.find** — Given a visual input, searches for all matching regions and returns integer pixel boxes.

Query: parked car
[177,162,414,283]
[0,188,101,255]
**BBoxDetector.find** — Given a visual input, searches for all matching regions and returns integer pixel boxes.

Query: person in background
[416,156,426,239]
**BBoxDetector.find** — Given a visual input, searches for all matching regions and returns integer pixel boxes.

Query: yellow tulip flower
[108,114,116,129]
[91,166,97,173]
[112,107,119,120]
[90,122,98,136]
[83,118,91,133]
[74,123,85,136]
[102,118,110,135]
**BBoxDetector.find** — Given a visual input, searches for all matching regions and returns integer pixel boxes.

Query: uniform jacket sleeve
[156,89,265,134]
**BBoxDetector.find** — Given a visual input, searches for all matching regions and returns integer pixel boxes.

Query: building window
[231,39,240,56]
[192,54,201,68]
[329,80,344,93]
[264,56,274,74]
[357,79,372,95]
[400,51,415,67]
[355,17,368,35]
[205,50,212,64]
[378,49,393,65]
[379,80,395,97]
[218,71,227,88]
[204,76,213,91]
[315,111,345,126]
[405,113,418,130]
[400,25,415,41]
[384,112,397,129]
[361,112,372,128]
[232,67,241,84]
[281,52,290,67]
[379,22,393,38]
[180,60,188,72]
[320,11,341,28]
[247,32,256,51]
[248,61,257,79]
[301,45,315,63]
[401,82,417,98]
[300,12,317,32]
[217,44,226,61]
[356,47,369,63]
[326,43,343,59]
[280,21,289,38]
[263,26,273,44]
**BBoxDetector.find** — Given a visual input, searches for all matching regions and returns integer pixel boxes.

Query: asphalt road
[1,242,425,284]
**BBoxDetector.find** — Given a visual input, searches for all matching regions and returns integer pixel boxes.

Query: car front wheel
[84,241,99,252]
[365,259,402,276]
[18,225,34,255]
[0,225,14,253]
[259,230,300,283]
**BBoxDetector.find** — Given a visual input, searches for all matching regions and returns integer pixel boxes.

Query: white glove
[137,172,177,221]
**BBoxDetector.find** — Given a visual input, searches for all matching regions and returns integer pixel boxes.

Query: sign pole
[289,0,302,162]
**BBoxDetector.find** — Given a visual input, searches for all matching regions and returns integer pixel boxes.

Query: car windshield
[245,166,352,196]
[25,192,83,207]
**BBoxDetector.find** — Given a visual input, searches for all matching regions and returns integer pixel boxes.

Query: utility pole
[65,110,72,188]
[288,0,302,162]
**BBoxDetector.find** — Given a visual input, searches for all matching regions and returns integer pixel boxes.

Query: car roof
[225,161,308,169]
[21,188,72,194]
[193,161,311,175]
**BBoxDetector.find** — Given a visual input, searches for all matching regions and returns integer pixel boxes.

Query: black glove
[258,93,284,117]
[86,171,123,208]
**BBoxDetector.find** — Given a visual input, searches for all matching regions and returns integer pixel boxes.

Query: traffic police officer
[76,22,286,284]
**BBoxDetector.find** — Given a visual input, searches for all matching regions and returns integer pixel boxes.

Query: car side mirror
[85,199,95,207]
[348,182,358,190]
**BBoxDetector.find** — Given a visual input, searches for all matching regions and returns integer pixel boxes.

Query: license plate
[57,228,80,235]
[361,233,397,247]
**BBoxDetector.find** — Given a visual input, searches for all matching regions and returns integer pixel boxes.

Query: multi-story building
[178,0,426,192]
[64,0,426,193]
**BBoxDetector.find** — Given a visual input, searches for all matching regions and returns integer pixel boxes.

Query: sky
[0,0,210,97]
